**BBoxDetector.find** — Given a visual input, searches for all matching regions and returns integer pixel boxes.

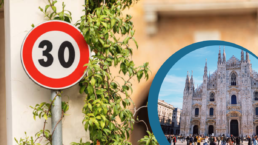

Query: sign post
[51,91,62,145]
[21,20,90,145]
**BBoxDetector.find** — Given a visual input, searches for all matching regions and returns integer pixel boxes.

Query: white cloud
[163,75,185,83]
[159,75,203,98]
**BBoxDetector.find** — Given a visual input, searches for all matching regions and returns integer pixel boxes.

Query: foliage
[15,0,158,145]
[14,132,37,145]
[138,131,158,145]
[14,91,68,145]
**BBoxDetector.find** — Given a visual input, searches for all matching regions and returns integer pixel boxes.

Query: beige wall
[5,0,89,144]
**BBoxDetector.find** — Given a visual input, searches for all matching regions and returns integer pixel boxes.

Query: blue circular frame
[147,40,256,145]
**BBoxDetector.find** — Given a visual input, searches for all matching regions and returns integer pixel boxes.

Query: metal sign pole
[51,90,63,145]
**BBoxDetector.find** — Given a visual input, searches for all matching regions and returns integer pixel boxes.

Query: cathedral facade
[180,48,258,137]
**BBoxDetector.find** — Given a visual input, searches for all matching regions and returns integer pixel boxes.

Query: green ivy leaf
[91,77,96,86]
[43,114,48,120]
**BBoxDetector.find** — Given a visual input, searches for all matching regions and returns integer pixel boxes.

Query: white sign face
[32,31,81,79]
[21,21,91,90]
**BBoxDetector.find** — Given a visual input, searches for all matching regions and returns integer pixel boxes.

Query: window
[231,73,236,86]
[231,95,237,104]
[195,108,199,116]
[256,107,258,115]
[172,122,174,127]
[210,92,215,101]
[254,92,258,101]
[210,108,214,116]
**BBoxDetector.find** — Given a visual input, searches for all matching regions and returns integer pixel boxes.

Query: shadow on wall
[0,6,7,145]
[130,83,153,145]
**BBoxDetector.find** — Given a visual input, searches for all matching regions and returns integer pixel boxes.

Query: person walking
[221,134,227,145]
[194,135,197,145]
[186,136,190,145]
[230,135,235,145]
[210,136,215,145]
[169,135,173,145]
[247,136,252,145]
[196,135,203,145]
[189,135,193,145]
[255,137,258,145]
[167,135,171,143]
[235,136,240,145]
[217,136,221,145]
[204,136,209,145]
[227,138,233,145]
[173,135,177,145]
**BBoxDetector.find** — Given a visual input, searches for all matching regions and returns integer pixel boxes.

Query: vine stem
[42,91,59,142]
[133,106,147,117]
[52,111,64,137]
[135,120,149,131]
[34,136,44,143]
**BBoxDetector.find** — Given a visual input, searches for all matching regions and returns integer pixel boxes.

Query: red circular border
[22,21,90,89]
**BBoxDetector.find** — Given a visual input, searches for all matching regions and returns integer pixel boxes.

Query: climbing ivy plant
[14,0,158,145]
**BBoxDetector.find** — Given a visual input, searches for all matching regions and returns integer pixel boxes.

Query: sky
[158,45,258,109]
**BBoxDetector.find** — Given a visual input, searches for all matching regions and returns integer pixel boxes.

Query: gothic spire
[241,50,244,62]
[209,71,210,81]
[218,47,221,64]
[191,71,193,82]
[185,71,190,91]
[190,70,194,89]
[187,71,189,80]
[204,59,207,77]
[246,52,250,63]
[223,46,226,63]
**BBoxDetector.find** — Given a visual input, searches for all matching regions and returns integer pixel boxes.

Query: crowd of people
[165,134,258,145]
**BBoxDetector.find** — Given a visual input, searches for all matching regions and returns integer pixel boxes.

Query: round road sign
[21,20,91,90]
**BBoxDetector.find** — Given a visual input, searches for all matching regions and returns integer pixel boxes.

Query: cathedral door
[256,126,258,135]
[193,125,198,135]
[230,120,239,136]
[208,125,214,135]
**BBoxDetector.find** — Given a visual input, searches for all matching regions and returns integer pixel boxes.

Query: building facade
[172,108,181,135]
[158,100,174,134]
[180,48,258,137]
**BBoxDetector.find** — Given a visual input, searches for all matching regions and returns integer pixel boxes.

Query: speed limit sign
[21,20,91,90]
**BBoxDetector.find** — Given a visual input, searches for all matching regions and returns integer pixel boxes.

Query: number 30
[38,40,75,68]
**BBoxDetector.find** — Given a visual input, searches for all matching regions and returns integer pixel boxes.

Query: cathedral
[180,48,258,137]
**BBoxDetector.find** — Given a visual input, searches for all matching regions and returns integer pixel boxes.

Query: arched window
[231,95,237,104]
[231,73,236,86]
[195,108,199,116]
[254,92,258,101]
[256,107,258,115]
[210,93,215,101]
[210,108,214,116]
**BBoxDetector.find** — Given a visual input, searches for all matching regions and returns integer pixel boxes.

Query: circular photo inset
[148,41,258,145]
